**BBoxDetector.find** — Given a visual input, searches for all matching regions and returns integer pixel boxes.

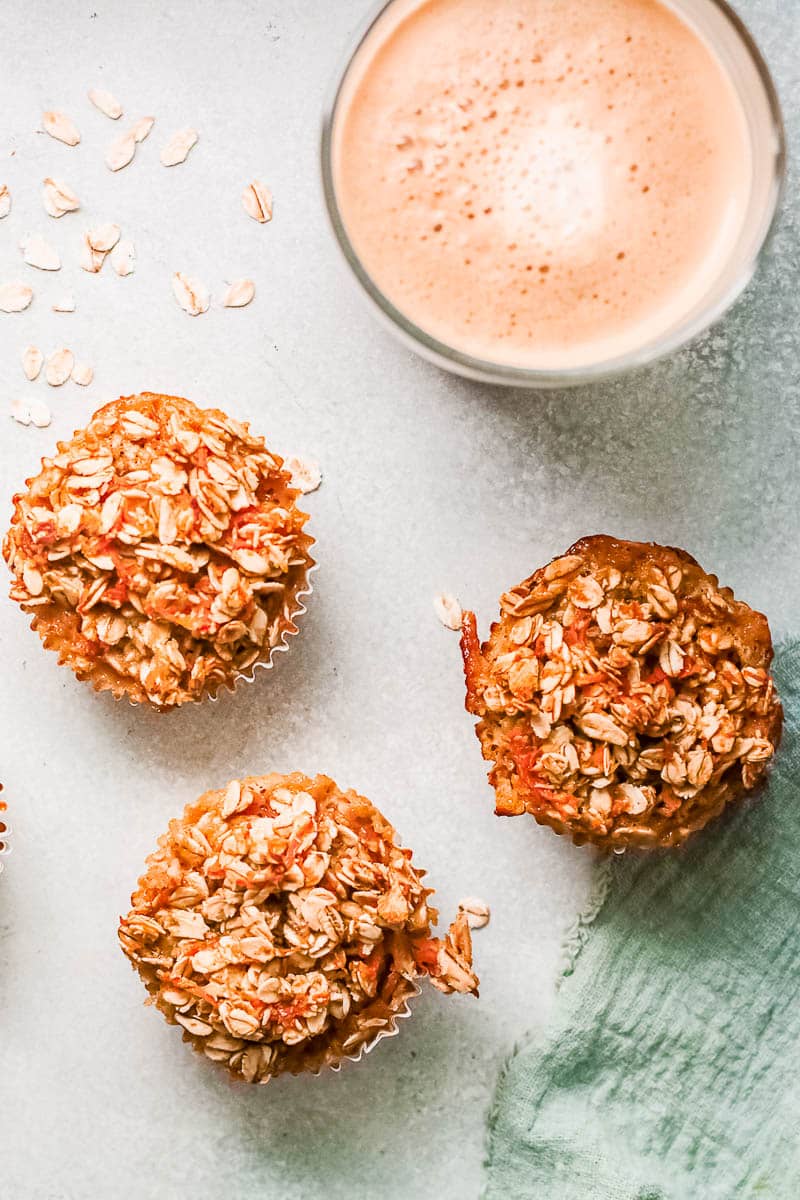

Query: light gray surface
[0,2,797,1198]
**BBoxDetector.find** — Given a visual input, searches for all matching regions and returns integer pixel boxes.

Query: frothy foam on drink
[333,0,752,370]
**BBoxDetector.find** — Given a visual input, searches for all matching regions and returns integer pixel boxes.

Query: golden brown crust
[118,772,478,1083]
[462,536,783,850]
[3,393,315,709]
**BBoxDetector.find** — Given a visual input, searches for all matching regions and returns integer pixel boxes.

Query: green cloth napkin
[484,640,800,1200]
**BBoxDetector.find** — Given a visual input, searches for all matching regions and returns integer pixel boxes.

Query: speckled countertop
[0,2,797,1198]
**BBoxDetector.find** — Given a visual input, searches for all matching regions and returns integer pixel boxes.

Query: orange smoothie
[332,0,753,369]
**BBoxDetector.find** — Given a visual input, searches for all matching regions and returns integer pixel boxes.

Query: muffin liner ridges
[3,393,315,710]
[461,536,783,851]
[118,772,478,1083]
[26,561,316,710]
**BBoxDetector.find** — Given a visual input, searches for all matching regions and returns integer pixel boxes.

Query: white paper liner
[169,973,422,1083]
[323,978,422,1077]
[211,559,318,704]
[27,559,317,711]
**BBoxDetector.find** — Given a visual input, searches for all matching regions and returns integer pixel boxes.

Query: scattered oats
[88,87,123,120]
[105,130,137,172]
[457,897,491,930]
[28,398,52,428]
[45,347,74,386]
[160,128,198,166]
[131,116,155,142]
[282,454,322,495]
[434,592,463,631]
[222,278,255,308]
[12,397,51,427]
[79,233,107,273]
[87,223,121,252]
[42,176,80,218]
[10,398,31,425]
[0,282,34,312]
[71,361,94,386]
[111,238,136,276]
[242,180,273,223]
[0,184,10,219]
[172,272,209,315]
[52,292,76,313]
[21,234,61,271]
[22,345,43,380]
[42,110,80,146]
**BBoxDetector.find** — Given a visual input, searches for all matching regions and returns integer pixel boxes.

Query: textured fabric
[484,640,800,1200]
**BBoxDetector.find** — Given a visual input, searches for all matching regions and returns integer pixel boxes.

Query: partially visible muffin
[118,772,478,1083]
[461,536,782,850]
[0,786,7,876]
[3,393,314,708]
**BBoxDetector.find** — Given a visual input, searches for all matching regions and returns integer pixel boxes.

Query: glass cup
[321,0,785,388]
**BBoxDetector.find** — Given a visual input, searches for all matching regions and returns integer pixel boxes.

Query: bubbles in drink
[333,0,752,368]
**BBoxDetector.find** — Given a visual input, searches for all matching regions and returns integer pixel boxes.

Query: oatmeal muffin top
[3,393,314,708]
[119,772,478,1083]
[461,536,782,850]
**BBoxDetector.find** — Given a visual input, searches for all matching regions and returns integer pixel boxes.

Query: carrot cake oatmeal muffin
[3,393,314,708]
[118,772,478,1082]
[461,536,782,850]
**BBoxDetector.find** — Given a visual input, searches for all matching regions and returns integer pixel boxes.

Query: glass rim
[320,0,787,388]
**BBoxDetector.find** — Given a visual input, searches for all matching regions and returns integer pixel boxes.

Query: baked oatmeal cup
[119,772,478,1082]
[3,393,315,709]
[461,536,782,850]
